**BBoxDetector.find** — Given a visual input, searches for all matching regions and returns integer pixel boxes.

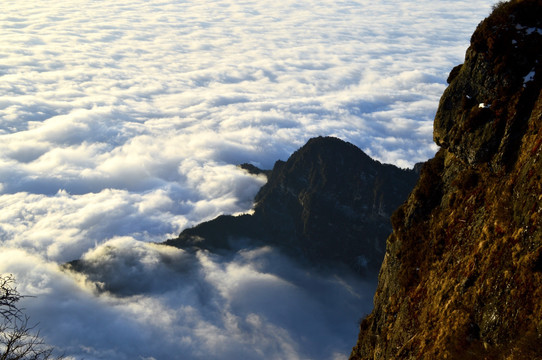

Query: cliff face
[351,1,542,358]
[166,136,419,275]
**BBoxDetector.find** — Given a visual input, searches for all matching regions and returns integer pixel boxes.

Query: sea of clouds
[1,0,494,359]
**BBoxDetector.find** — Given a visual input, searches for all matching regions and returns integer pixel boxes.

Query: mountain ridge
[165,136,419,275]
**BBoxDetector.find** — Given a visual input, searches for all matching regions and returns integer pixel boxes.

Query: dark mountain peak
[266,136,378,180]
[255,136,384,210]
[290,136,376,165]
[166,136,418,275]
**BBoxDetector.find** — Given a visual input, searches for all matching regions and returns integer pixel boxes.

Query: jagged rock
[165,136,418,275]
[351,1,542,358]
[434,0,541,169]
[238,163,272,177]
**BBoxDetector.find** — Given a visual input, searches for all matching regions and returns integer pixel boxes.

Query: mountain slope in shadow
[165,136,419,276]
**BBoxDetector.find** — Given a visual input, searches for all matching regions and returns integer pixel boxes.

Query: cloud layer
[1,241,374,360]
[0,0,495,358]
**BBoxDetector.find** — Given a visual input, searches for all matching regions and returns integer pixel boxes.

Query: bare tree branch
[0,275,24,323]
[0,274,63,360]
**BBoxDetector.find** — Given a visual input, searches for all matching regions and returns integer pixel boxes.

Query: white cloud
[0,242,374,360]
[0,0,495,358]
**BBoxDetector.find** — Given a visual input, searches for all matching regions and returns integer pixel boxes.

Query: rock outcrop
[165,136,419,275]
[350,1,542,358]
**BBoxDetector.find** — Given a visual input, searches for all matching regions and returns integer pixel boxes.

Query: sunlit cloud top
[0,0,494,261]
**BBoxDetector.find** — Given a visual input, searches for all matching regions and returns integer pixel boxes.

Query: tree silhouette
[0,274,63,360]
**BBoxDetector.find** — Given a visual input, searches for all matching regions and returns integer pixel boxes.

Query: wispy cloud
[0,242,374,360]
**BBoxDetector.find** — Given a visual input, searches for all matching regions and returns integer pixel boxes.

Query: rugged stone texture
[166,136,419,275]
[434,0,541,169]
[351,1,542,359]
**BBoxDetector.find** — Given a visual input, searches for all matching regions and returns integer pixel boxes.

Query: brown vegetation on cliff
[351,1,542,358]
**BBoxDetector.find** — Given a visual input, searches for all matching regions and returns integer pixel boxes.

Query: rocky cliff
[350,0,542,358]
[165,136,419,275]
